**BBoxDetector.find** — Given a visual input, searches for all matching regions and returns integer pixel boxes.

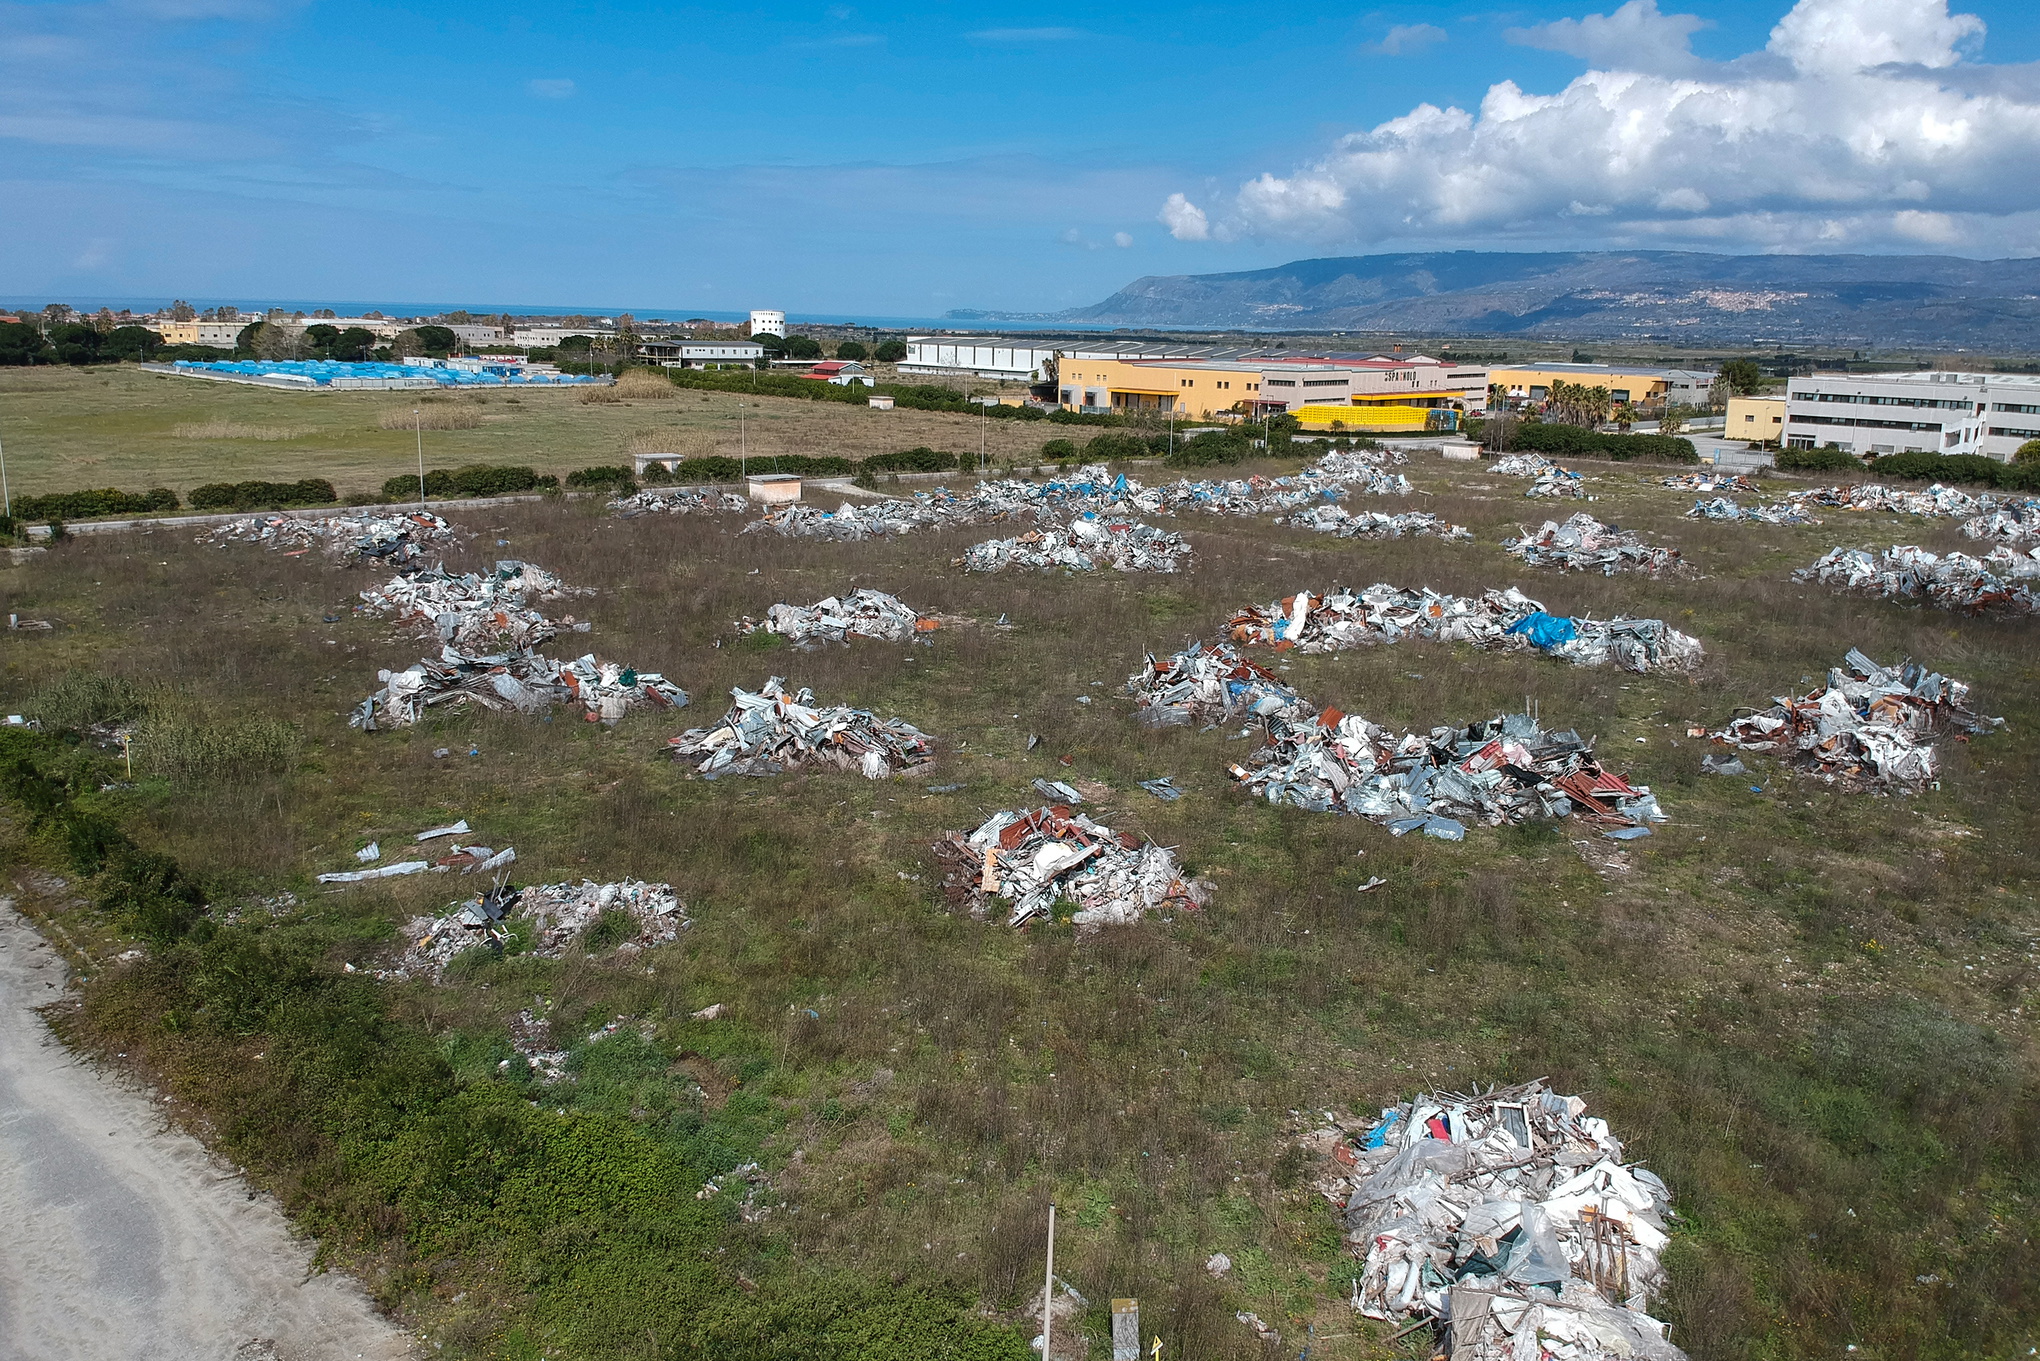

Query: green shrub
[129,714,301,783]
[1864,450,2040,489]
[566,464,638,490]
[1775,444,1862,472]
[1040,438,1079,462]
[1165,428,1253,467]
[188,479,337,512]
[381,464,559,500]
[639,462,674,485]
[30,674,150,730]
[1508,423,1698,463]
[14,487,179,520]
[1082,431,1154,462]
[862,447,958,473]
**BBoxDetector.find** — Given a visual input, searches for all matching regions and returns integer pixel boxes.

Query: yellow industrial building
[1054,358,1265,419]
[1489,362,1715,408]
[1725,394,1786,443]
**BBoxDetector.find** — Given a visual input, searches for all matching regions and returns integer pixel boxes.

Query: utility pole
[739,403,748,481]
[414,408,426,509]
[0,422,10,519]
[1041,1203,1057,1361]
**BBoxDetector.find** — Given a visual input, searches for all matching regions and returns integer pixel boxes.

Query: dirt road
[0,901,420,1361]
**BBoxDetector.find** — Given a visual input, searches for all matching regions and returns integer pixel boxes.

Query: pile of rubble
[932,805,1209,927]
[959,516,1192,572]
[1784,482,2006,518]
[1663,471,1757,493]
[1526,468,1590,499]
[611,488,750,516]
[1685,497,1816,524]
[1281,506,1473,541]
[1231,707,1665,838]
[668,676,933,778]
[201,510,459,565]
[743,500,951,540]
[358,560,589,652]
[385,879,687,980]
[1128,643,1312,729]
[1220,586,1704,674]
[1961,504,2040,543]
[1503,514,1686,576]
[1489,454,1555,477]
[736,589,936,644]
[352,651,690,730]
[1709,649,2001,790]
[1330,1080,1684,1360]
[1795,543,2040,614]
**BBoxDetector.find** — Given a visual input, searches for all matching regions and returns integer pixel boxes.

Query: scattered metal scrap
[1326,1080,1684,1360]
[1280,506,1473,540]
[1489,454,1555,477]
[1222,587,1703,674]
[611,488,750,516]
[1685,497,1815,525]
[1663,471,1757,493]
[200,510,459,565]
[669,676,933,778]
[736,589,937,644]
[1503,514,1686,577]
[958,516,1191,573]
[358,560,589,653]
[1710,649,2000,791]
[318,817,516,883]
[352,652,688,729]
[1231,707,1665,838]
[1127,643,1311,728]
[932,805,1209,927]
[1785,482,2019,518]
[1795,543,2040,615]
[1526,468,1590,499]
[382,878,687,981]
[1961,504,2040,543]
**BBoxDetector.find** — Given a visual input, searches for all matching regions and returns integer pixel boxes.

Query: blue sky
[5,0,2040,317]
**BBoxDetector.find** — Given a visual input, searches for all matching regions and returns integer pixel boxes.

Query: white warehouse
[1783,370,2040,461]
[899,336,1060,383]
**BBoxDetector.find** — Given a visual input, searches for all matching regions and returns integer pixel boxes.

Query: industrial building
[1053,351,1485,430]
[1781,370,2040,460]
[639,339,766,369]
[1489,362,1716,408]
[1725,394,1786,443]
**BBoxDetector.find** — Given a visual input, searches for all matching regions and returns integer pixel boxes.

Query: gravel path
[0,901,419,1361]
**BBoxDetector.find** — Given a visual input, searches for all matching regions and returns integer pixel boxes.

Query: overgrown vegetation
[188,478,338,512]
[380,464,559,500]
[1866,450,2040,490]
[13,485,180,520]
[1774,444,1863,472]
[1506,422,1699,463]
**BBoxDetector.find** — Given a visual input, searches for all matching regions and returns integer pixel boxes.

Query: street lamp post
[415,408,426,509]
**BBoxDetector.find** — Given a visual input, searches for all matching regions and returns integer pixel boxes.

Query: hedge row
[861,446,959,473]
[654,365,1120,425]
[188,479,337,512]
[1508,422,1698,463]
[1864,450,2040,491]
[14,486,179,520]
[380,464,559,501]
[565,465,636,489]
[1774,445,1861,473]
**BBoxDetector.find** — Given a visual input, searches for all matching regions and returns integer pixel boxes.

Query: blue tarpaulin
[1505,612,1579,649]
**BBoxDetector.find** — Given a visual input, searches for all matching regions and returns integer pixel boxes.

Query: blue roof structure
[169,359,604,387]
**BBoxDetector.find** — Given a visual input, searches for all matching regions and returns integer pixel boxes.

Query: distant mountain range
[953,251,2040,349]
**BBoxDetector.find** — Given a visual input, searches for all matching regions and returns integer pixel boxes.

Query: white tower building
[748,310,786,338]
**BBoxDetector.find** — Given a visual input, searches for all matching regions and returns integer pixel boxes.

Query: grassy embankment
[0,429,2036,1359]
[0,365,1053,500]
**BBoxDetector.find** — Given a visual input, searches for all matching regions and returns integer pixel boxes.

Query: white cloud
[1159,192,1210,241]
[1507,0,1708,75]
[1162,0,2040,254]
[1113,231,1133,248]
[1372,23,1447,56]
[527,78,576,99]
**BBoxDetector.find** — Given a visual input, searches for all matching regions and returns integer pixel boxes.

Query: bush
[14,487,179,520]
[655,454,854,484]
[874,339,907,362]
[1082,431,1154,463]
[566,465,638,490]
[835,341,868,361]
[1508,422,1698,463]
[1166,428,1253,467]
[861,447,958,474]
[1040,438,1079,463]
[187,479,337,512]
[130,714,302,783]
[1775,444,1862,472]
[2016,439,2040,466]
[1864,450,2040,489]
[381,465,559,501]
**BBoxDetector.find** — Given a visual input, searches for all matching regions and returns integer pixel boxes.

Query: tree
[252,322,300,360]
[2015,439,2040,466]
[836,340,868,361]
[1720,359,1763,395]
[0,321,52,365]
[412,325,457,356]
[874,339,907,363]
[1658,405,1689,437]
[333,327,375,361]
[169,299,197,322]
[1546,378,1611,428]
[301,323,340,356]
[102,326,163,361]
[47,322,103,364]
[783,335,823,360]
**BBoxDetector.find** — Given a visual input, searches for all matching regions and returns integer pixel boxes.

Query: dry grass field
[1,413,2036,1360]
[0,365,1055,498]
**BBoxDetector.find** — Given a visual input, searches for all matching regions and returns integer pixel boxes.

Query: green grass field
[0,365,1054,499]
[1,395,2036,1361]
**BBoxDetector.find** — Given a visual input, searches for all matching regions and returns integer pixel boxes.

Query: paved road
[0,902,419,1361]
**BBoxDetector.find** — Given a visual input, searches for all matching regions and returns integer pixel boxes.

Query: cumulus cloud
[1159,192,1209,241]
[1113,231,1133,247]
[526,78,576,98]
[1372,23,1447,56]
[1161,0,2040,254]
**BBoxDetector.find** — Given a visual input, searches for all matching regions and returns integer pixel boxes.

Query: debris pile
[1334,1080,1684,1360]
[1232,708,1665,837]
[358,560,589,653]
[611,488,749,516]
[1280,506,1473,540]
[1685,497,1815,525]
[932,805,1209,927]
[1795,543,2040,615]
[737,589,936,644]
[1489,454,1555,477]
[1785,482,2006,518]
[1503,514,1686,576]
[1221,587,1703,674]
[1526,467,1590,499]
[351,653,689,730]
[1710,649,2000,790]
[1127,643,1312,728]
[1663,471,1757,493]
[958,516,1192,572]
[668,676,933,778]
[743,499,951,540]
[201,510,459,565]
[383,879,688,981]
[1961,504,2040,543]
